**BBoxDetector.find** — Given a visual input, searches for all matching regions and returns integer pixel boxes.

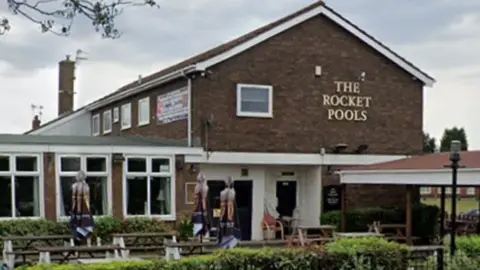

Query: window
[236,83,273,118]
[138,97,150,126]
[420,187,431,195]
[57,155,109,218]
[121,103,131,130]
[0,155,41,218]
[103,110,112,134]
[92,114,100,136]
[467,188,476,195]
[125,156,173,218]
[113,107,119,123]
[445,188,452,194]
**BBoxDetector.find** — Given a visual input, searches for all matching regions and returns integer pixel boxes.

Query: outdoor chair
[262,215,285,240]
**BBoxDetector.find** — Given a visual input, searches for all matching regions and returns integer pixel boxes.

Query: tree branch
[1,0,159,38]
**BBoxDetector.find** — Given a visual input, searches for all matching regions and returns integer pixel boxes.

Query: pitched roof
[31,1,436,133]
[339,151,480,172]
[91,1,435,105]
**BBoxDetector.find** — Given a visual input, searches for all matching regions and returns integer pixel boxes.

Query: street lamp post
[449,140,461,257]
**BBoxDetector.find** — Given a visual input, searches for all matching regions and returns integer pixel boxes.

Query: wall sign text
[322,81,372,121]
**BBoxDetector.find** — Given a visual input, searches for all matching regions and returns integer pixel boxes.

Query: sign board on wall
[322,185,342,213]
[156,88,188,124]
[322,81,372,122]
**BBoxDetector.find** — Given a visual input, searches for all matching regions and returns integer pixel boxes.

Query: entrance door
[276,181,297,217]
[207,180,224,233]
[207,180,253,240]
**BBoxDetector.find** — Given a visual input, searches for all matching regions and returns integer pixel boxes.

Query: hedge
[23,237,410,270]
[321,203,440,244]
[0,217,173,248]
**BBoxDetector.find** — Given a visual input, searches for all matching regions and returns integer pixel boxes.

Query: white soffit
[184,152,407,165]
[339,169,480,186]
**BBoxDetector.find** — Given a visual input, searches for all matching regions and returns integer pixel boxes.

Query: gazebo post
[340,184,347,232]
[406,185,413,245]
[477,189,480,234]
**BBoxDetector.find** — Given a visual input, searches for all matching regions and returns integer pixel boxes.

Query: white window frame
[0,154,44,220]
[55,154,112,220]
[138,97,150,126]
[420,187,431,195]
[92,114,100,136]
[467,187,476,195]
[113,107,119,123]
[123,156,175,220]
[103,110,112,134]
[121,103,132,130]
[236,83,273,118]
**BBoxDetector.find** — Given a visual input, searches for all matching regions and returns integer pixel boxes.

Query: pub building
[14,1,435,240]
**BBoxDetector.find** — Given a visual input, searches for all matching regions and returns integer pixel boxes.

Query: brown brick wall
[111,159,124,219]
[43,152,56,220]
[92,78,188,140]
[174,158,198,215]
[191,14,423,155]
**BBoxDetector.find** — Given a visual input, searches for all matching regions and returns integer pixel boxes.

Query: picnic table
[369,222,419,243]
[164,241,217,260]
[2,235,74,268]
[288,225,336,247]
[335,232,383,238]
[37,245,124,264]
[112,232,178,257]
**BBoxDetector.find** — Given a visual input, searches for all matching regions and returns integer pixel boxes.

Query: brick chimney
[31,115,41,130]
[58,55,76,116]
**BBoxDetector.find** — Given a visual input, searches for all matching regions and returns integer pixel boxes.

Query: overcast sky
[0,0,479,148]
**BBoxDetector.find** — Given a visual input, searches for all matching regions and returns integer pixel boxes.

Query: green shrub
[455,236,480,258]
[23,242,411,270]
[321,203,440,243]
[0,217,173,248]
[326,237,409,269]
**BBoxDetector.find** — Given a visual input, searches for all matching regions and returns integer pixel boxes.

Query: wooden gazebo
[336,150,480,245]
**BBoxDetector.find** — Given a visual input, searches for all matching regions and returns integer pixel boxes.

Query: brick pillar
[175,158,197,215]
[111,159,124,219]
[43,152,56,220]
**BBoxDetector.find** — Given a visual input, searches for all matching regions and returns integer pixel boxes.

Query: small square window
[113,107,119,123]
[103,110,112,134]
[86,157,107,172]
[121,103,132,130]
[0,156,9,171]
[236,84,273,118]
[445,188,452,194]
[92,114,100,136]
[138,97,150,126]
[15,156,37,172]
[152,158,170,173]
[467,188,476,195]
[127,158,146,172]
[60,157,81,172]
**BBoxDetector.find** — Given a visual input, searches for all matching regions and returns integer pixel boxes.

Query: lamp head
[449,140,462,162]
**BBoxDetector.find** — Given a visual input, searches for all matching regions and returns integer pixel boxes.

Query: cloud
[0,0,480,149]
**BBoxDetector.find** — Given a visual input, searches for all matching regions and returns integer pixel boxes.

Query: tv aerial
[75,49,89,63]
[31,104,44,119]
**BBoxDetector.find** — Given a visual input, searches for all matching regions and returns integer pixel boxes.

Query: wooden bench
[2,235,75,268]
[112,232,177,257]
[37,245,124,264]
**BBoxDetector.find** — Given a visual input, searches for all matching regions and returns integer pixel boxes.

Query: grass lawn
[422,197,479,214]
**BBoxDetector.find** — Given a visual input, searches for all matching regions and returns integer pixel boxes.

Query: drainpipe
[182,72,193,147]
